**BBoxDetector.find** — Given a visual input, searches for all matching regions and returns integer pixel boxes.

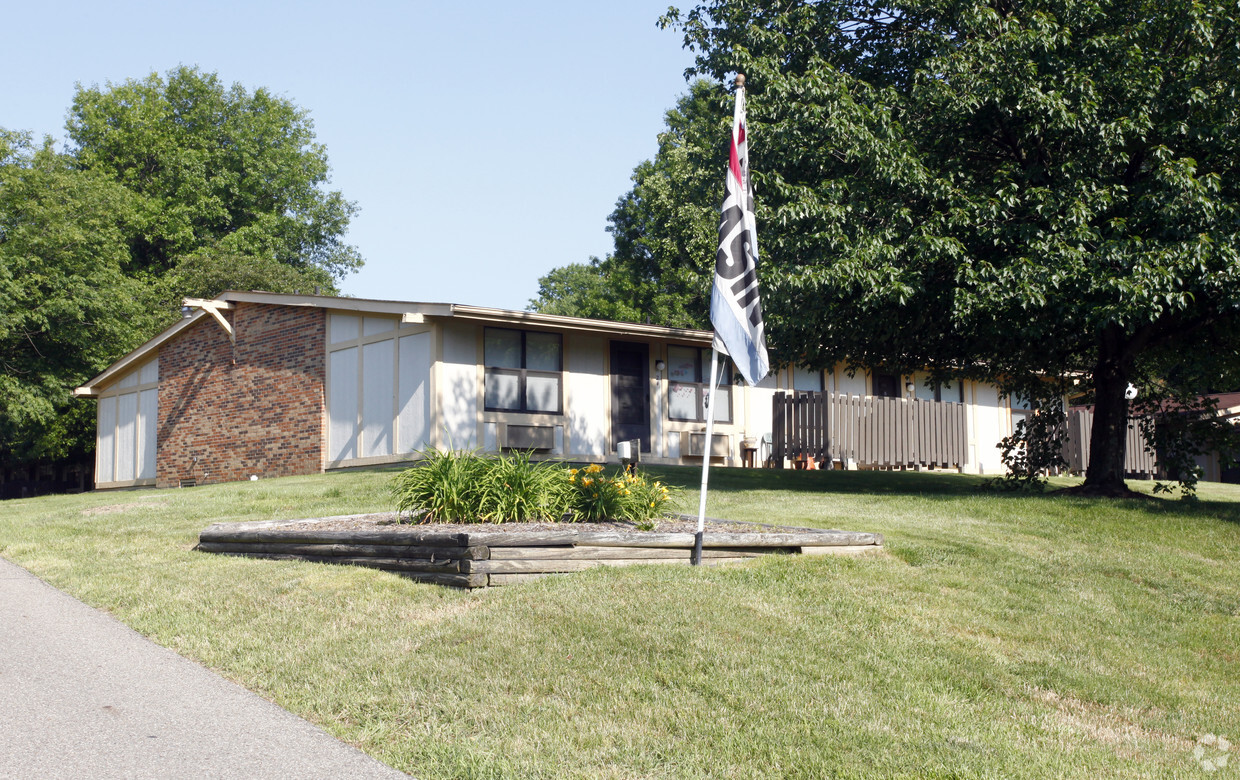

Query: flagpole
[692,346,723,566]
[697,71,769,563]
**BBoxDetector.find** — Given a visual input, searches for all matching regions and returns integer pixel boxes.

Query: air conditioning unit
[502,424,555,451]
[681,431,729,458]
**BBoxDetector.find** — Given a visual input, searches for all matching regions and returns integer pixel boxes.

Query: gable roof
[74,291,713,398]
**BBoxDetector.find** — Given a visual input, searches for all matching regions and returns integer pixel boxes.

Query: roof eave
[444,304,713,342]
[74,311,210,398]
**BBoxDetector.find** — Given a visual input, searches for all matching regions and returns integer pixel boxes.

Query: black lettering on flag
[715,205,746,279]
[735,283,760,309]
[730,267,758,296]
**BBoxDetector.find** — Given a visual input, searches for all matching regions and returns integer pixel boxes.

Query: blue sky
[2,1,703,311]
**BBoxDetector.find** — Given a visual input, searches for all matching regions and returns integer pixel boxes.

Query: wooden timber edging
[196,512,884,589]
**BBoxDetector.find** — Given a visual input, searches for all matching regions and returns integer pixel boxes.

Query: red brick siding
[156,304,326,487]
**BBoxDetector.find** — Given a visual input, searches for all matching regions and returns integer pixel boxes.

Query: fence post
[771,392,786,468]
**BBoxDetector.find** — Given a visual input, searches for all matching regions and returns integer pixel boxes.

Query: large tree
[0,133,165,464]
[657,0,1240,494]
[67,65,361,296]
[2,67,363,472]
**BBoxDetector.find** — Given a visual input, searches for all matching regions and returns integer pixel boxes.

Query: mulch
[271,513,793,536]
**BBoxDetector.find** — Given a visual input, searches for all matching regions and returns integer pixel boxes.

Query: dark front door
[610,341,651,452]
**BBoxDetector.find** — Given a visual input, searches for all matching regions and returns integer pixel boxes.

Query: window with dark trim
[483,328,562,414]
[872,372,899,398]
[915,377,964,404]
[666,346,732,422]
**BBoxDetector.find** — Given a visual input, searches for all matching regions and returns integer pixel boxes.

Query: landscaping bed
[196,512,884,588]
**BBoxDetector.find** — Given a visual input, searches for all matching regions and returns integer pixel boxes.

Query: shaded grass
[2,468,1238,778]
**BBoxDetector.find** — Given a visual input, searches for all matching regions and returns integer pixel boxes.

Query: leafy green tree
[0,134,166,463]
[2,67,362,474]
[528,260,643,322]
[67,65,361,292]
[531,80,728,328]
[662,0,1240,495]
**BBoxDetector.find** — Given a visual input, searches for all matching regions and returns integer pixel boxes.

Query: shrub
[567,464,675,529]
[392,454,677,525]
[393,449,574,523]
[475,450,574,522]
[391,448,489,522]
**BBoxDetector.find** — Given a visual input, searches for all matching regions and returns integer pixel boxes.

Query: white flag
[711,77,769,387]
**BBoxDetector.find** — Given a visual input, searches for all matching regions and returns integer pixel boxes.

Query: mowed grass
[2,466,1238,779]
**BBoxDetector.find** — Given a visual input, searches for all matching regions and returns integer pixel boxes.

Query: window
[667,346,731,422]
[872,372,900,398]
[484,328,562,414]
[1010,393,1033,430]
[913,373,964,403]
[792,365,823,392]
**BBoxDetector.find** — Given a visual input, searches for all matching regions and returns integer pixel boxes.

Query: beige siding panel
[971,382,1004,474]
[139,358,158,385]
[137,388,157,480]
[666,431,681,459]
[361,339,395,458]
[328,346,359,461]
[748,371,778,444]
[567,335,607,458]
[97,395,117,484]
[115,392,138,482]
[329,313,359,344]
[440,321,478,449]
[363,316,396,337]
[397,332,431,454]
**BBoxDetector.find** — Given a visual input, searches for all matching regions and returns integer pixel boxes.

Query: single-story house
[75,291,1027,490]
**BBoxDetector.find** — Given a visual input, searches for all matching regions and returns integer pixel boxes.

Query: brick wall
[156,304,326,487]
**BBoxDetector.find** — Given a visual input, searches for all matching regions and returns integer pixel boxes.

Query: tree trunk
[1078,328,1141,497]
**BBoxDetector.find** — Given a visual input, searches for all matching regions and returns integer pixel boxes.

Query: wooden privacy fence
[1062,409,1158,477]
[772,392,967,469]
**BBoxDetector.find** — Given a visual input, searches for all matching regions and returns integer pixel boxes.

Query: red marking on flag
[729,138,743,188]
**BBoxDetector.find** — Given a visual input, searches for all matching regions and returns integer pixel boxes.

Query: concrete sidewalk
[0,557,410,779]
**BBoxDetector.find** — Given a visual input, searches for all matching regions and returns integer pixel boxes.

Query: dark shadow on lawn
[641,465,1240,525]
[644,464,989,497]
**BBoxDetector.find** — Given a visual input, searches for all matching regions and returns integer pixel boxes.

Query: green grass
[2,466,1238,778]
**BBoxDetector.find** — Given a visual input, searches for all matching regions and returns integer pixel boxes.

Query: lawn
[2,466,1238,779]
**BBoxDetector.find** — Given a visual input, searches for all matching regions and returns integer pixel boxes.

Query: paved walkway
[0,557,410,779]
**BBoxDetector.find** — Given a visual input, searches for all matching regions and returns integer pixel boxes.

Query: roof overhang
[73,310,211,398]
[444,304,712,342]
[214,291,712,341]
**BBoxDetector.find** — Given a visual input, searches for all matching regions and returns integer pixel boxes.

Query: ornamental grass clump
[391,448,489,522]
[393,449,573,523]
[567,464,675,529]
[475,450,574,522]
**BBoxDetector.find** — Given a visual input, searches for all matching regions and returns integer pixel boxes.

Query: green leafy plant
[475,450,574,523]
[993,396,1068,493]
[567,464,675,528]
[391,448,489,522]
[393,455,678,525]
